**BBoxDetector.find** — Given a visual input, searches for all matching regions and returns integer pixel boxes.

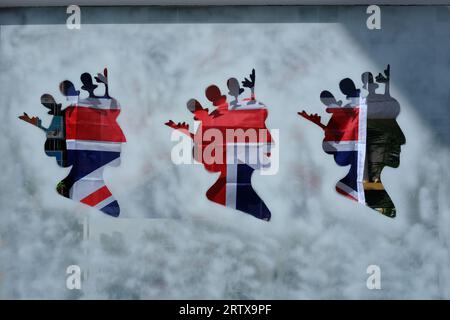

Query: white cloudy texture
[1,7,450,299]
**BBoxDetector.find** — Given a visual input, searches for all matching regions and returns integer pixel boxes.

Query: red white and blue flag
[322,97,367,204]
[65,97,126,217]
[197,106,273,220]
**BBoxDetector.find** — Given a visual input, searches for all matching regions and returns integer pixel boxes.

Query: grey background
[0,6,449,299]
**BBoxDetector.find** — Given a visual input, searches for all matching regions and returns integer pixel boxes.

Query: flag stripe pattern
[201,107,272,220]
[65,98,125,217]
[323,97,367,204]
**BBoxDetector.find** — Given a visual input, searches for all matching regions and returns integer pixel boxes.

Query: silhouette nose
[393,121,406,145]
[400,129,406,145]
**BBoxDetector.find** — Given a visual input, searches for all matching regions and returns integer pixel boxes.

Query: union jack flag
[198,106,273,220]
[322,96,367,204]
[64,97,126,217]
[166,70,274,221]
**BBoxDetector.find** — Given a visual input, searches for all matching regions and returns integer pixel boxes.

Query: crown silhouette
[203,68,258,113]
[362,64,400,119]
[166,69,262,132]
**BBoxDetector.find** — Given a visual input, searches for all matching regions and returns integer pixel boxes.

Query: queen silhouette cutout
[19,68,126,217]
[166,69,273,221]
[299,65,405,217]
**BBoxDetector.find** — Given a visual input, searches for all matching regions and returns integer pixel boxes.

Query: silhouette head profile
[300,67,406,218]
[363,67,405,216]
[166,69,272,221]
[19,68,126,217]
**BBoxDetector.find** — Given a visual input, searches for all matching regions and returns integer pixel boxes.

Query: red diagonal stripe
[80,185,112,207]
